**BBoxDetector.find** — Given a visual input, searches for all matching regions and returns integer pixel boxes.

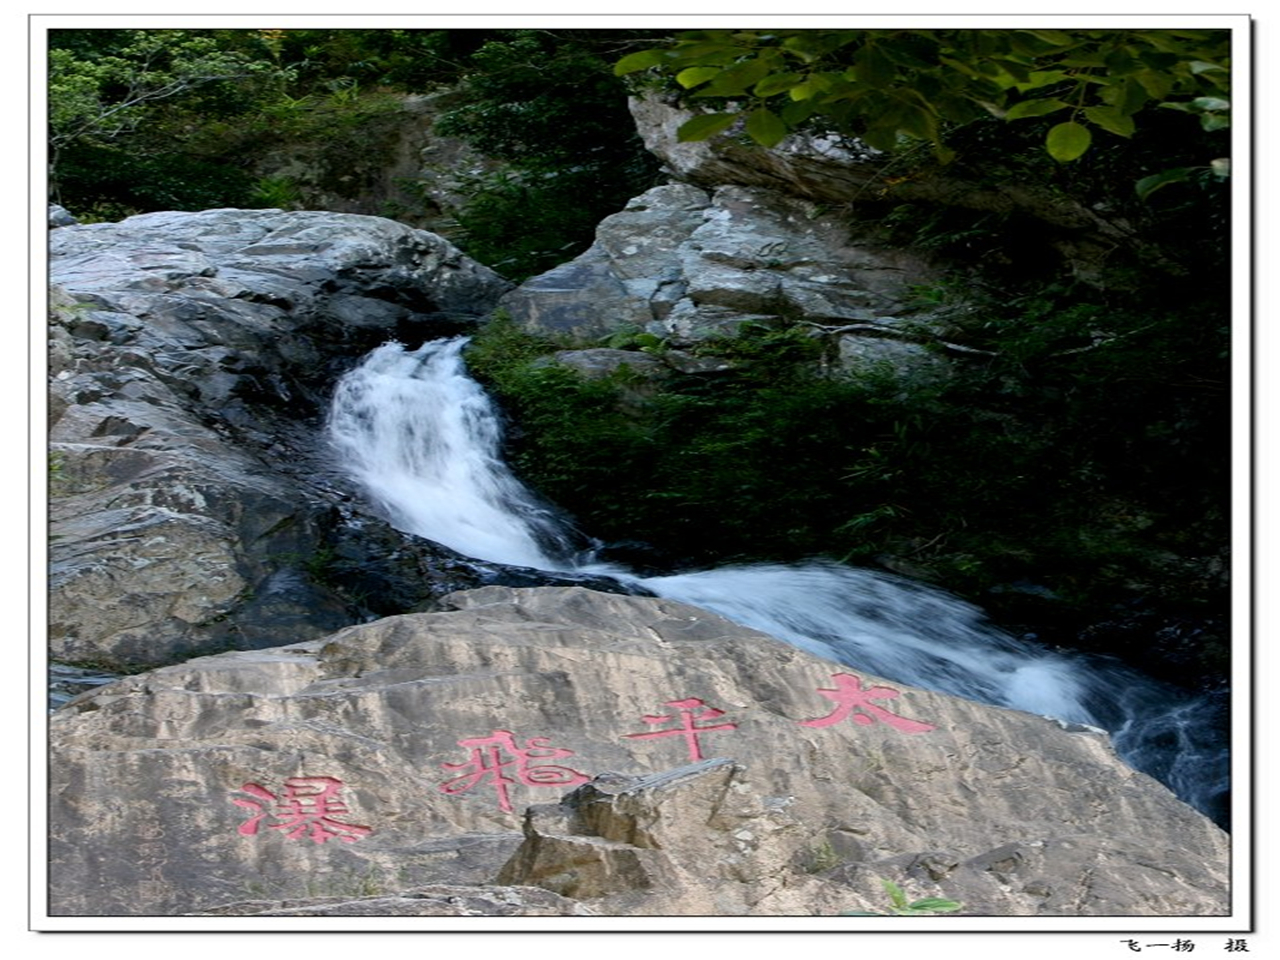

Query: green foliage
[250,174,303,210]
[617,28,1230,167]
[54,141,256,217]
[47,28,440,219]
[48,29,278,157]
[430,30,663,279]
[467,267,1227,659]
[440,168,624,280]
[840,878,963,917]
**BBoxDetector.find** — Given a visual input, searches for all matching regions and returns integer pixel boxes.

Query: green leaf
[754,71,805,97]
[1084,105,1136,137]
[1192,96,1230,112]
[906,897,963,913]
[676,112,739,142]
[897,102,938,142]
[855,44,896,88]
[881,879,910,909]
[780,98,818,125]
[1135,68,1176,100]
[1210,157,1230,177]
[1046,121,1092,161]
[787,76,824,101]
[1016,69,1070,92]
[1023,29,1076,47]
[699,57,772,97]
[1135,166,1191,200]
[1117,77,1151,115]
[1104,48,1141,77]
[676,66,722,89]
[745,106,789,147]
[1004,97,1070,120]
[613,48,668,76]
[1200,113,1230,131]
[1190,59,1228,74]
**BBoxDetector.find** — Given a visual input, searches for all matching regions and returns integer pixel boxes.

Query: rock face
[47,208,572,669]
[628,93,886,205]
[499,182,953,381]
[627,92,1149,286]
[49,586,1229,918]
[248,91,504,237]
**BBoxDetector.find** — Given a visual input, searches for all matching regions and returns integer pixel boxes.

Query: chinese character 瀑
[439,729,589,813]
[623,697,739,761]
[231,776,372,844]
[800,673,936,733]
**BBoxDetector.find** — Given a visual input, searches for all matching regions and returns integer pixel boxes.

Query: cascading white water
[328,339,585,571]
[326,337,1229,826]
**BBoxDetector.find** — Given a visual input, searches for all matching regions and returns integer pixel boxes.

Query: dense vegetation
[47,27,1233,682]
[48,28,660,278]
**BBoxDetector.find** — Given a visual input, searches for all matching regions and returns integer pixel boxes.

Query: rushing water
[327,337,1230,827]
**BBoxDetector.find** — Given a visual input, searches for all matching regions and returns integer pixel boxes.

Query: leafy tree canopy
[617,27,1230,191]
[49,30,279,156]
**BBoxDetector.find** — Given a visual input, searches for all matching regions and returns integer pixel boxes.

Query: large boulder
[628,93,885,204]
[499,182,953,381]
[47,209,525,669]
[48,586,1229,918]
[627,92,1150,286]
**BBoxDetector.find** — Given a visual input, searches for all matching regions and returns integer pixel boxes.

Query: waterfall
[327,339,585,571]
[326,337,1229,827]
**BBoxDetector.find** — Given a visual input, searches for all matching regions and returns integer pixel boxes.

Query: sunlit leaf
[1016,70,1070,92]
[1004,97,1070,120]
[754,71,805,97]
[1190,59,1228,74]
[613,48,668,76]
[695,58,774,97]
[676,66,722,89]
[1046,120,1092,161]
[676,112,739,142]
[1191,96,1230,112]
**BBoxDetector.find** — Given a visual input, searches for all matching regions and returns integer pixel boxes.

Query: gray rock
[629,93,882,204]
[49,204,78,227]
[499,181,951,382]
[49,586,1229,917]
[48,209,516,668]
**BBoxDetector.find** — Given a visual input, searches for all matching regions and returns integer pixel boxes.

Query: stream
[326,336,1231,828]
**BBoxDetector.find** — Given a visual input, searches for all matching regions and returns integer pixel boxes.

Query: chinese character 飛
[439,729,589,813]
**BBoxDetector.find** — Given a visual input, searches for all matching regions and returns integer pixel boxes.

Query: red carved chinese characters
[623,697,739,761]
[801,673,936,733]
[231,776,372,844]
[439,729,589,813]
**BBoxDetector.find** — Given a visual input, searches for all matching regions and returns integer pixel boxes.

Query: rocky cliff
[46,208,618,671]
[50,585,1229,918]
